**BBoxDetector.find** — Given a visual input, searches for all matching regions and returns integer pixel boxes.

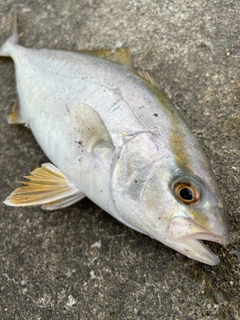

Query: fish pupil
[180,188,193,200]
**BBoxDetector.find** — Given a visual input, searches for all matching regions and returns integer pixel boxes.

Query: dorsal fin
[80,47,132,67]
[111,47,131,67]
[137,70,159,88]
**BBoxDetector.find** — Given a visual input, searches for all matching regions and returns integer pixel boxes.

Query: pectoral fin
[3,163,85,210]
[75,102,114,152]
[42,192,85,211]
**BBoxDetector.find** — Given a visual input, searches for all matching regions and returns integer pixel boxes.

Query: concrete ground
[0,1,239,319]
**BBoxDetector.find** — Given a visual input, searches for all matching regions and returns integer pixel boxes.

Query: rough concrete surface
[0,1,239,319]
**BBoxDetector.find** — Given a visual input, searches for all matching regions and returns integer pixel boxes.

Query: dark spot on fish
[65,104,70,114]
[153,113,158,117]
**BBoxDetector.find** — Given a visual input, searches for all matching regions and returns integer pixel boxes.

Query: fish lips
[168,216,230,265]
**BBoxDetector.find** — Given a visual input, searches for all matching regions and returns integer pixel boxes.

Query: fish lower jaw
[173,236,222,266]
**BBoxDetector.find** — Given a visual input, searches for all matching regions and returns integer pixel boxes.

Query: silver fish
[1,15,229,265]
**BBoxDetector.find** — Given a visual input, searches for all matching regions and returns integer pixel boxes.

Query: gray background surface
[0,1,239,319]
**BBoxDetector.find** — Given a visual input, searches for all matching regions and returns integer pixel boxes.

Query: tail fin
[0,12,18,57]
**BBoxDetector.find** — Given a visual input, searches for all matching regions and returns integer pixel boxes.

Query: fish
[1,14,229,265]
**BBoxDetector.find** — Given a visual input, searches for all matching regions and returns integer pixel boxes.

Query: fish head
[112,132,229,265]
[133,163,230,265]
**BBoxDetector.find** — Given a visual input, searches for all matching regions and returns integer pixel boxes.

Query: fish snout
[169,213,229,245]
[167,213,229,265]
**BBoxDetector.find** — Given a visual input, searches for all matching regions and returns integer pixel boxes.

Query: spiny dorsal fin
[137,70,159,88]
[8,102,25,124]
[3,163,84,210]
[80,47,132,67]
[75,102,114,152]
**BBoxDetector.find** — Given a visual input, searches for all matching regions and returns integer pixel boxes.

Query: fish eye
[179,187,193,200]
[171,178,201,205]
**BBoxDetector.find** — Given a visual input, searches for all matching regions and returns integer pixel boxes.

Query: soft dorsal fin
[80,47,132,67]
[111,47,131,67]
[8,102,25,124]
[75,102,114,152]
[3,163,85,210]
[137,70,159,88]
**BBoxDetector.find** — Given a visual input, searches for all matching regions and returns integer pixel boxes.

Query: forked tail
[0,12,18,57]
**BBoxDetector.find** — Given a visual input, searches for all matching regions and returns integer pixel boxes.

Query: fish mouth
[168,217,230,265]
[176,233,228,266]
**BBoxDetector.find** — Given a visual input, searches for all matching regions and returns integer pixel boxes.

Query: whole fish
[1,15,229,265]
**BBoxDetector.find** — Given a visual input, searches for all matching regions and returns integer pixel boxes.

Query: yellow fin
[8,102,25,124]
[137,70,158,88]
[80,47,132,67]
[3,163,84,209]
[111,47,131,67]
[75,102,114,152]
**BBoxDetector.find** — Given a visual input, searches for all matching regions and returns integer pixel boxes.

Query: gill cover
[111,132,167,233]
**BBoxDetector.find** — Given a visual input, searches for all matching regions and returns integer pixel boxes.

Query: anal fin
[8,102,25,124]
[3,163,85,210]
